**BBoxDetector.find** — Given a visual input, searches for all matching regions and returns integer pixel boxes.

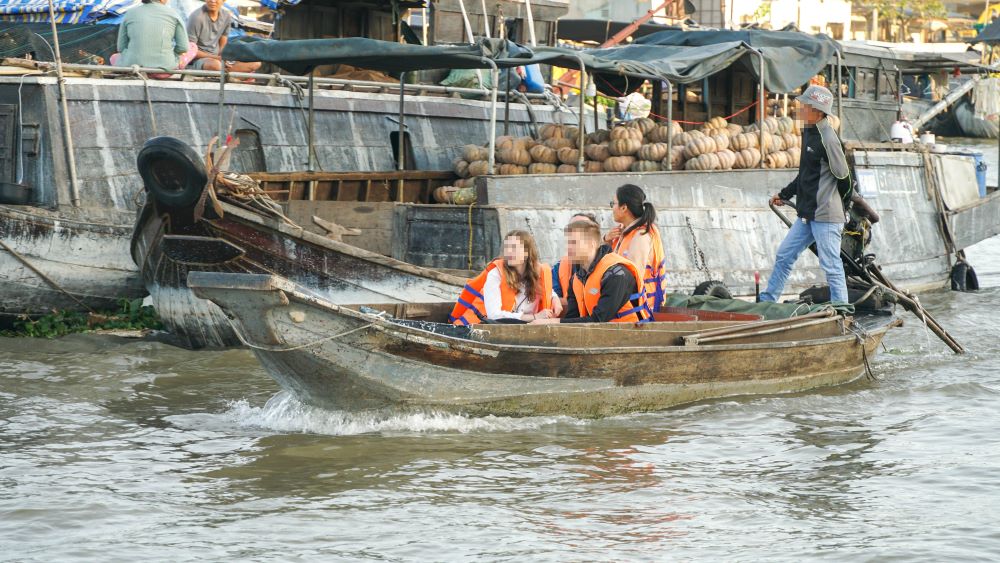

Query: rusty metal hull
[0,204,145,321]
[189,272,899,418]
[130,200,465,349]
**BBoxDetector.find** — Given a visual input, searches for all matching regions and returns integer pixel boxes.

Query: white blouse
[482,269,557,320]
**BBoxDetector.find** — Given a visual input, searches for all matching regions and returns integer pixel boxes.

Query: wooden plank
[248,170,455,182]
[284,201,398,255]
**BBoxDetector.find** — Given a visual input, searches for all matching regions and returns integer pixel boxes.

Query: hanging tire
[693,280,733,299]
[950,261,979,292]
[136,136,207,209]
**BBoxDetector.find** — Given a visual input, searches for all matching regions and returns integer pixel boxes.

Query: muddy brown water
[2,139,1000,561]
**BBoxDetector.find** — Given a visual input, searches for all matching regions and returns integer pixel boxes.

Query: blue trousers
[760,218,848,304]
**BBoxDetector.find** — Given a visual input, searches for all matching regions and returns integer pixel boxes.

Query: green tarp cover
[222,37,559,76]
[222,32,838,93]
[665,294,853,320]
[635,29,840,93]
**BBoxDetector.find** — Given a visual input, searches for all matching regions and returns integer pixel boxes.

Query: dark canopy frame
[219,33,840,173]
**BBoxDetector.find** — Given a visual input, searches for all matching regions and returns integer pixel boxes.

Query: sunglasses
[610,200,618,207]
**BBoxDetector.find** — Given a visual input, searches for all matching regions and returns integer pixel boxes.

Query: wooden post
[47,0,80,206]
[397,72,406,202]
[665,81,673,170]
[575,56,586,172]
[487,61,499,175]
[652,80,663,122]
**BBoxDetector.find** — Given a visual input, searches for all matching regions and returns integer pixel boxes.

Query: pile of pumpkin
[434,116,804,203]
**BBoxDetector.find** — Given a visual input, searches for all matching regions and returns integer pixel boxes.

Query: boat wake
[221,391,585,436]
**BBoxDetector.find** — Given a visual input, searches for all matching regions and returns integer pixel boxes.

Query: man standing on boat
[188,0,261,74]
[761,85,853,304]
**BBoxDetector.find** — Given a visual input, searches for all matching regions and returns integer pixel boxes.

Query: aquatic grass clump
[2,298,163,338]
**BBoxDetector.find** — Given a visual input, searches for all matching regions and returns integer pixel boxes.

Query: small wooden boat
[188,271,901,418]
[130,139,465,349]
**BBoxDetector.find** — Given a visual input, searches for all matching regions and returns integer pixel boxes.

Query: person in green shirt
[111,0,197,77]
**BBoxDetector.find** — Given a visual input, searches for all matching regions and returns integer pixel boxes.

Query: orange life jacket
[571,253,651,323]
[449,259,553,326]
[557,257,573,298]
[613,224,667,312]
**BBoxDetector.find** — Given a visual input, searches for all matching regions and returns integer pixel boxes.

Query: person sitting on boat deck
[604,184,667,312]
[449,230,561,326]
[110,0,198,78]
[761,85,853,304]
[187,0,262,74]
[552,212,601,312]
[532,220,650,325]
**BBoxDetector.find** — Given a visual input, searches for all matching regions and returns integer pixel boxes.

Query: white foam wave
[222,392,585,436]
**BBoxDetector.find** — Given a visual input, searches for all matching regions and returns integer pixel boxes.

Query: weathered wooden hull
[0,75,547,321]
[130,199,465,349]
[189,272,899,418]
[0,204,145,321]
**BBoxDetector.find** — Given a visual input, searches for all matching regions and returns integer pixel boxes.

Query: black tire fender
[693,280,733,299]
[136,136,207,209]
[950,261,979,292]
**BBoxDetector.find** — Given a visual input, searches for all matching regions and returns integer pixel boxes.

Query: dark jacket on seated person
[562,245,638,323]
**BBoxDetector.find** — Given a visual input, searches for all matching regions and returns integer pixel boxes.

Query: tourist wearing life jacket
[449,230,560,326]
[532,220,650,325]
[605,184,667,311]
[551,212,601,314]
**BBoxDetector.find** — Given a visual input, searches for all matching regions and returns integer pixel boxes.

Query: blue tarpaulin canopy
[0,0,138,24]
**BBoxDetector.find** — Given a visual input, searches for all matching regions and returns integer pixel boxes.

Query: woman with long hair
[607,184,667,311]
[449,230,561,325]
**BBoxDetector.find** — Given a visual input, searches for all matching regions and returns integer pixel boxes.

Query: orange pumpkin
[584,143,611,162]
[497,147,532,166]
[529,144,559,164]
[637,142,669,162]
[608,137,642,156]
[603,156,636,172]
[557,147,582,165]
[528,162,558,175]
[630,160,661,172]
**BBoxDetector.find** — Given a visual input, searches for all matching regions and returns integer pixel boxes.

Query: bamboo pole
[46,0,80,207]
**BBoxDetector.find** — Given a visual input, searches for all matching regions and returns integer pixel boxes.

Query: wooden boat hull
[0,204,145,321]
[189,272,900,418]
[130,199,465,349]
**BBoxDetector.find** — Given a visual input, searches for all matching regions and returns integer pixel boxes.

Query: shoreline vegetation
[1,299,163,338]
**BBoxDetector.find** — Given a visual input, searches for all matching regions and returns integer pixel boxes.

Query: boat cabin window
[878,70,899,101]
[0,105,15,184]
[855,68,877,100]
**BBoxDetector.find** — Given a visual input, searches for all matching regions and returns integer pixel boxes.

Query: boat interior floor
[347,301,884,348]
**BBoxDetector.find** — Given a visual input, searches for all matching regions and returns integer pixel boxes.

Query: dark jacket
[562,246,638,323]
[778,125,853,222]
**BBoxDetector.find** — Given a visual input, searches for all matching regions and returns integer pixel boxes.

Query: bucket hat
[796,84,834,115]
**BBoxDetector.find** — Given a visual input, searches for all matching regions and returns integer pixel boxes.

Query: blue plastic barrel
[972,152,987,197]
[522,64,545,94]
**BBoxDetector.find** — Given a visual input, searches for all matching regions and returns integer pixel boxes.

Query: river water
[3,142,1000,561]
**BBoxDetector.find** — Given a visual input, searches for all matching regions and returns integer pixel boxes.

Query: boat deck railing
[1,58,552,103]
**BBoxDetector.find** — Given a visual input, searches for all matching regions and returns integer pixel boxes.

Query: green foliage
[751,1,772,21]
[859,0,947,23]
[1,299,163,338]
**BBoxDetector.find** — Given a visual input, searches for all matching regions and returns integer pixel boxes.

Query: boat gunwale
[243,274,901,356]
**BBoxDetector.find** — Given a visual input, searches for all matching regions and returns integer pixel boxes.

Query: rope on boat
[466,201,476,270]
[223,314,378,352]
[846,321,876,381]
[133,65,158,136]
[201,139,301,228]
[0,238,95,313]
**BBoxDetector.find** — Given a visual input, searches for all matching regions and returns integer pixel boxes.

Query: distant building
[568,0,851,39]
